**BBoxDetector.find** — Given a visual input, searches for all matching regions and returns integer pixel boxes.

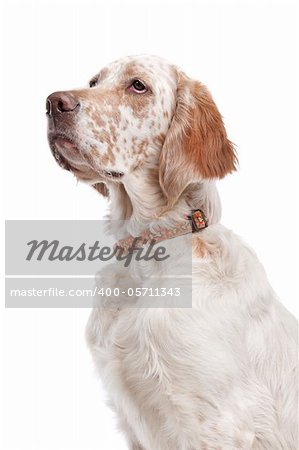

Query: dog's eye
[129,79,147,94]
[89,79,98,88]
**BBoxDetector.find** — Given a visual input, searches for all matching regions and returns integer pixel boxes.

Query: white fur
[86,187,298,449]
[56,55,298,449]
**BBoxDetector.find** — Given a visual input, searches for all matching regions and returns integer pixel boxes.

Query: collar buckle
[188,209,209,232]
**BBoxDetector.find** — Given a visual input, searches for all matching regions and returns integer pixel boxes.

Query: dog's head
[47,55,236,204]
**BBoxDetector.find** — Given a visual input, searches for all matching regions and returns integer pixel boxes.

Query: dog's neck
[106,167,221,237]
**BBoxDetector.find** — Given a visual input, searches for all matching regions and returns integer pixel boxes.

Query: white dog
[47,55,298,449]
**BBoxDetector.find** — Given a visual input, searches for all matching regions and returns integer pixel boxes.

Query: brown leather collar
[115,209,208,254]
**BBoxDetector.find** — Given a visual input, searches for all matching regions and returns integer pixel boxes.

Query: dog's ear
[93,182,109,197]
[159,72,237,206]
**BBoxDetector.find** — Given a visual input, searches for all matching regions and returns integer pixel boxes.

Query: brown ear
[159,72,237,206]
[92,182,109,197]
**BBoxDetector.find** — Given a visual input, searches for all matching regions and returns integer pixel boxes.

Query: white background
[1,0,298,449]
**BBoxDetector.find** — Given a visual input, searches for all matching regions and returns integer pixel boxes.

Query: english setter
[46,55,298,450]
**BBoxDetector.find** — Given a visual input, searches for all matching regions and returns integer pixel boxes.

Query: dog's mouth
[48,142,73,174]
[48,134,124,180]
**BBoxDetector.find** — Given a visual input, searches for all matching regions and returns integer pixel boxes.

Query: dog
[46,55,298,449]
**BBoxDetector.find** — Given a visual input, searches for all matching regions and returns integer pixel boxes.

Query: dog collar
[116,209,208,254]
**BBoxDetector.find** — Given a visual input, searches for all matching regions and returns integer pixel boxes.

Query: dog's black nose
[46,92,80,118]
